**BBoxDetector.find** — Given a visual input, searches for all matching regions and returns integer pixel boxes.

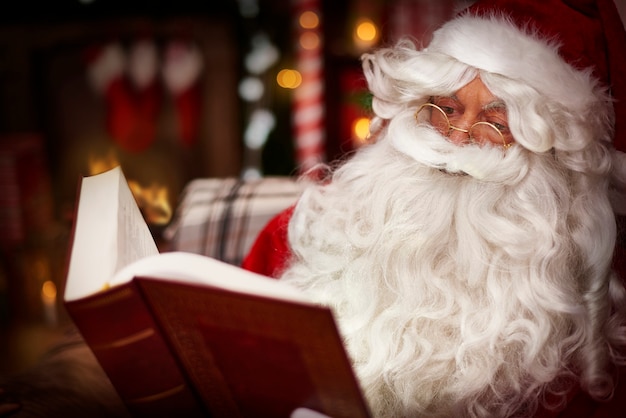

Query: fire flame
[88,150,120,176]
[88,151,173,225]
[128,180,172,226]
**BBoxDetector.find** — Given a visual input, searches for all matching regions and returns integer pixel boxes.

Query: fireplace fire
[88,151,172,226]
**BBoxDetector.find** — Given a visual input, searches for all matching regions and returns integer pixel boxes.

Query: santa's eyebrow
[483,100,507,112]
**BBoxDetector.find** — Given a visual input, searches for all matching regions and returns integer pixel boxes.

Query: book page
[65,166,159,302]
[115,167,160,272]
[110,251,312,304]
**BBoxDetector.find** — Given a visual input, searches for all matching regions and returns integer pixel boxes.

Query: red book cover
[135,276,370,418]
[65,282,207,417]
[64,167,371,418]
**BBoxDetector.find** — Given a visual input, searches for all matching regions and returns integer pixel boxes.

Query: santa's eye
[432,97,462,118]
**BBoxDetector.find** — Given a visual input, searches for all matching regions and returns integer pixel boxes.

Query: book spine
[65,282,207,417]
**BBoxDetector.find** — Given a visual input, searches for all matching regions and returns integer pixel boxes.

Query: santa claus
[243,0,626,416]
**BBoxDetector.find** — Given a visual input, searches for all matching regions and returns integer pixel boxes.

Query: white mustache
[386,112,529,184]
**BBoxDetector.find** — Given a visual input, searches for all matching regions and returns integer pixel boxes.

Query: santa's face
[418,77,514,149]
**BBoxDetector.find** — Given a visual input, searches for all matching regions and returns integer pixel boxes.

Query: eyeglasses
[415,102,513,149]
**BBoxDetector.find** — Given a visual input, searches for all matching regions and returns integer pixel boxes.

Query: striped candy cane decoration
[293,0,325,174]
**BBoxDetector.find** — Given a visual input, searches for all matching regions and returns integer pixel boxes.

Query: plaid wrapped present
[164,176,304,266]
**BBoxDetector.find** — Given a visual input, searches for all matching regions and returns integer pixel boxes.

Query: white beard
[280,112,603,417]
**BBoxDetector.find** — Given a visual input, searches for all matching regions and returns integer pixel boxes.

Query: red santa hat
[427,0,626,152]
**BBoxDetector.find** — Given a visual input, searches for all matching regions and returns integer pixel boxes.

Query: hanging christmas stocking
[126,38,162,153]
[162,39,203,148]
[85,40,161,153]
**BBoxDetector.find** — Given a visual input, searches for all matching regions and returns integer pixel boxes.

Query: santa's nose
[447,123,471,146]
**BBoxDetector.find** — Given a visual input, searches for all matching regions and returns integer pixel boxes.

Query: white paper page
[109,251,312,305]
[65,167,159,302]
[115,167,159,272]
[65,168,121,302]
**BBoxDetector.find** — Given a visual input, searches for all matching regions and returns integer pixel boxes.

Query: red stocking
[85,41,161,153]
[162,40,203,148]
[125,39,161,153]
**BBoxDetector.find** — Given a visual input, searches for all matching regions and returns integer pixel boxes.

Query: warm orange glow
[299,11,319,29]
[128,180,172,225]
[88,151,172,225]
[88,150,120,175]
[356,20,377,41]
[299,32,320,50]
[353,18,380,50]
[41,280,57,301]
[41,278,57,325]
[276,69,302,89]
[353,117,371,143]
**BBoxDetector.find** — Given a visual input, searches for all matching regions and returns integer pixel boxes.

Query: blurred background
[1,0,623,376]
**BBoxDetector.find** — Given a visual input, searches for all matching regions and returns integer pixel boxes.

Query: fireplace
[32,17,244,229]
[0,14,244,331]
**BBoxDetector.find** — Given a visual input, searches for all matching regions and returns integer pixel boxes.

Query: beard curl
[280,119,625,417]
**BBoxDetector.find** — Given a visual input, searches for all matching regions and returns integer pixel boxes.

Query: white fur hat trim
[427,14,603,115]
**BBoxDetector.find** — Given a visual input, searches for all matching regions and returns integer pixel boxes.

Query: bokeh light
[353,117,371,143]
[353,18,380,50]
[276,69,302,89]
[299,32,320,50]
[238,76,264,101]
[356,19,377,41]
[42,280,57,300]
[299,11,320,29]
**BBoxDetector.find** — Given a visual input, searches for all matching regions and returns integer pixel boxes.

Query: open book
[64,166,371,418]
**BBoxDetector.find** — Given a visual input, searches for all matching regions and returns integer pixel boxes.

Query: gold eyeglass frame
[415,102,513,149]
